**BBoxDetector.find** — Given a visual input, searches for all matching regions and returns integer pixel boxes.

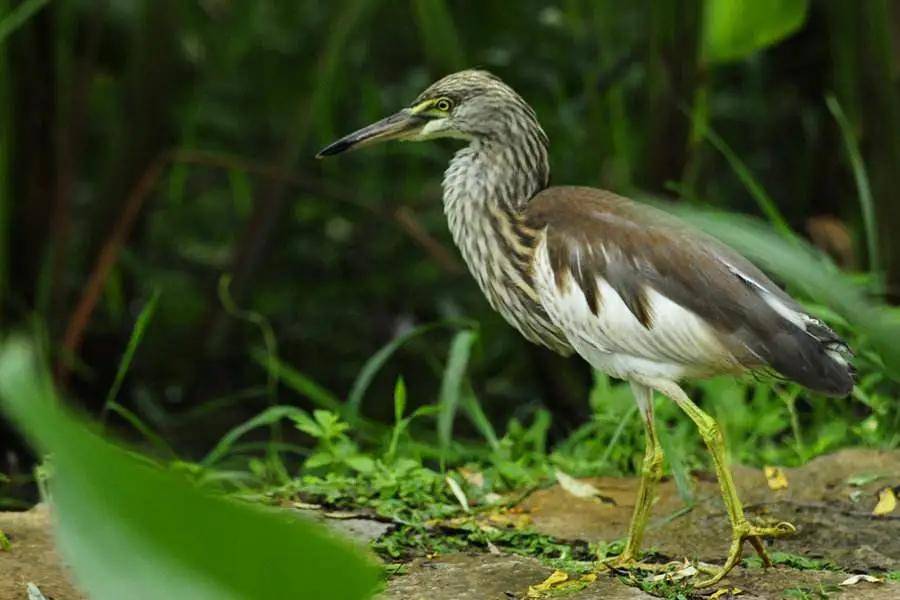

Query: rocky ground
[1,449,897,599]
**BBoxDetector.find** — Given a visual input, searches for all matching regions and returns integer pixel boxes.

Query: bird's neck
[441,138,547,306]
[440,138,570,353]
[442,139,548,249]
[443,138,549,214]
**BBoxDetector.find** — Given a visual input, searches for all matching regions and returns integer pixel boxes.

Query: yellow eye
[435,98,452,112]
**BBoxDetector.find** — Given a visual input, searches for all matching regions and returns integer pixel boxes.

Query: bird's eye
[435,98,452,112]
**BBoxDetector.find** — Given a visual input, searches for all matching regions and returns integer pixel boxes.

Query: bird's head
[316,70,545,158]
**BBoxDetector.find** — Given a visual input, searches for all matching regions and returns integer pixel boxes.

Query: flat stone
[380,553,655,600]
[292,508,394,544]
[379,554,900,599]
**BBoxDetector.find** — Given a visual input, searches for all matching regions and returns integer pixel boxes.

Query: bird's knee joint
[700,419,724,445]
[642,446,664,480]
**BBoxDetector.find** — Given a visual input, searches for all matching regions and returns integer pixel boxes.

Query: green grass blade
[826,94,880,274]
[656,418,694,505]
[697,122,794,239]
[437,329,478,462]
[106,402,176,459]
[0,339,380,600]
[219,275,278,400]
[251,348,342,412]
[202,405,313,467]
[0,0,49,45]
[461,384,499,452]
[101,290,161,422]
[346,320,473,418]
[411,0,465,72]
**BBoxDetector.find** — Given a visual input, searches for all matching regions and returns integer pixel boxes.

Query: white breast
[532,235,741,381]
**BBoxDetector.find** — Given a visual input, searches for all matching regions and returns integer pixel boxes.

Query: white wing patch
[533,236,739,381]
[723,261,849,367]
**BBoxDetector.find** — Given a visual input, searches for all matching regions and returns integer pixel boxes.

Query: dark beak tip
[316,139,352,159]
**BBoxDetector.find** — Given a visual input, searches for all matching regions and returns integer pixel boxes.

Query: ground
[1,449,897,600]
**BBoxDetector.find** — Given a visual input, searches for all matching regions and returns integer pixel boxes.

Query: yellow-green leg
[644,378,795,587]
[608,382,664,566]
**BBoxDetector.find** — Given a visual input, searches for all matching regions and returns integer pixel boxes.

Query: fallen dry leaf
[839,574,883,586]
[872,487,897,516]
[647,564,698,582]
[763,466,789,491]
[457,468,485,489]
[527,571,597,598]
[709,588,743,599]
[554,468,603,499]
[445,475,470,513]
[527,570,569,597]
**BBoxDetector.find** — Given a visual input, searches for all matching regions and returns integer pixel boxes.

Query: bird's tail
[764,315,855,397]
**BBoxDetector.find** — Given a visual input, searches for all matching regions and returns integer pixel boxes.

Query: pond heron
[317,70,854,586]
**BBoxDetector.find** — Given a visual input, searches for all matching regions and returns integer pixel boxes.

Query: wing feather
[524,186,854,394]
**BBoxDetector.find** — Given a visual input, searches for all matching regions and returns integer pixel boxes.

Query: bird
[317,70,854,587]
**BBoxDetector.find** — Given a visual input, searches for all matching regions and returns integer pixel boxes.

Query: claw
[694,519,797,588]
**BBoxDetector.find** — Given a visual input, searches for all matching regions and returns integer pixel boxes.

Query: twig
[58,154,167,380]
[57,148,462,379]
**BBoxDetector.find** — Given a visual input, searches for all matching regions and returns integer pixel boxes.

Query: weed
[743,552,838,571]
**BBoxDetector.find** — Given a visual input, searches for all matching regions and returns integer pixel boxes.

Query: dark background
[2,1,899,488]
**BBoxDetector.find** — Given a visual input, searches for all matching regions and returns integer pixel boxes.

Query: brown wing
[524,186,854,396]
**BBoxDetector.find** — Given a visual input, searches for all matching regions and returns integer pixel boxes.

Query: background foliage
[2,0,900,513]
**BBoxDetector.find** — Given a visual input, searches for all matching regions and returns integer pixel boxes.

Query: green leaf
[826,94,880,274]
[0,339,379,600]
[393,376,407,423]
[292,410,323,439]
[251,348,343,413]
[702,0,809,64]
[344,455,376,474]
[438,330,478,461]
[202,405,314,466]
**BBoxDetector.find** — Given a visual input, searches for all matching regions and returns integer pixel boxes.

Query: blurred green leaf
[0,0,49,45]
[826,94,880,274]
[438,329,478,462]
[702,0,809,63]
[0,339,380,600]
[101,290,161,421]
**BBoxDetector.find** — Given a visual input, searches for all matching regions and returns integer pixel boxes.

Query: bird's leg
[605,382,665,568]
[649,379,795,588]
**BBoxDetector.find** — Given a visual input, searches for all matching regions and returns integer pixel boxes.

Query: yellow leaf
[872,487,897,516]
[527,570,568,597]
[764,466,789,490]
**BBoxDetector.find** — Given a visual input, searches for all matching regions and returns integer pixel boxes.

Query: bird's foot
[694,519,796,588]
[598,553,682,575]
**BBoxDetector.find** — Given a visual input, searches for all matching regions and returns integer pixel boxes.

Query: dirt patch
[0,505,85,600]
[1,450,897,599]
[518,449,900,571]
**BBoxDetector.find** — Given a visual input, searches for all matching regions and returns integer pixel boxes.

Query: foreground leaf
[0,339,380,600]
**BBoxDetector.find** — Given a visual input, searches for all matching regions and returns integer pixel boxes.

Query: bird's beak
[316,109,425,158]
